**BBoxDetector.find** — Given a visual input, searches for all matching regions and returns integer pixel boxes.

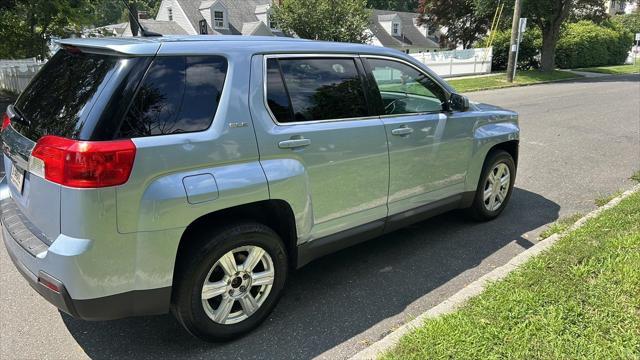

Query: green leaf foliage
[556,20,634,68]
[272,0,373,43]
[480,27,542,70]
[612,12,640,35]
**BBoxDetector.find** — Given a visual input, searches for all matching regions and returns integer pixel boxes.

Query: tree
[612,12,640,34]
[417,0,491,49]
[272,0,372,43]
[523,0,609,72]
[0,0,94,59]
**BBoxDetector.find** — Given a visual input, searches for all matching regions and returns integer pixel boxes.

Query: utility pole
[506,0,522,83]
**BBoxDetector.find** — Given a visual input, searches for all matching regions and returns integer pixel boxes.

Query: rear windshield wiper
[8,105,32,127]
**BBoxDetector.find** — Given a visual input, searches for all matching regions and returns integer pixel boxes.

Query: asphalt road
[1,74,639,360]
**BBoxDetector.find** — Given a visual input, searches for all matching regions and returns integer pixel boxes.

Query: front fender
[465,118,520,192]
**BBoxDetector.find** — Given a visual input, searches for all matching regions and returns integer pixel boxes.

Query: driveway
[1,74,639,360]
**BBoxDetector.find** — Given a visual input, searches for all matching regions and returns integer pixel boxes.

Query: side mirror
[449,93,469,112]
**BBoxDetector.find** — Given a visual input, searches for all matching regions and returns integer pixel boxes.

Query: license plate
[10,164,24,193]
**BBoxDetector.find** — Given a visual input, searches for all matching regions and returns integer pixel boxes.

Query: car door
[363,56,472,215]
[252,55,389,241]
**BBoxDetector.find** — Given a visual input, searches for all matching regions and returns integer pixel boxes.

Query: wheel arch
[173,199,299,287]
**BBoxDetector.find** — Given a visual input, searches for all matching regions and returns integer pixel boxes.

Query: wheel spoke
[213,296,234,323]
[252,269,275,287]
[243,247,265,272]
[500,173,510,187]
[488,195,496,211]
[483,187,493,201]
[202,280,227,300]
[218,252,238,276]
[239,294,258,316]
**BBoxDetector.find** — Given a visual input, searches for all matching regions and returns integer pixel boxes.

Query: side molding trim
[296,192,476,268]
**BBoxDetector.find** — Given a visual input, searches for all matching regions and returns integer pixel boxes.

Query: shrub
[556,20,633,68]
[479,27,542,71]
[612,12,640,35]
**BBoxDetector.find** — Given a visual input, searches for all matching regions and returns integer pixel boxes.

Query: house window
[199,19,208,34]
[392,23,400,35]
[214,11,224,28]
[168,7,173,21]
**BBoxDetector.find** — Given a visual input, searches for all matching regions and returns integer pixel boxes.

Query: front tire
[171,222,288,342]
[467,150,516,221]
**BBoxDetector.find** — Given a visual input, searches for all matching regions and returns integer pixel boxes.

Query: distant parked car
[1,36,519,341]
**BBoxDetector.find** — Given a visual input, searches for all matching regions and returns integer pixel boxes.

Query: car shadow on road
[61,187,559,360]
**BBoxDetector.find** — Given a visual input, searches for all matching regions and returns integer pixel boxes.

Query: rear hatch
[1,43,155,243]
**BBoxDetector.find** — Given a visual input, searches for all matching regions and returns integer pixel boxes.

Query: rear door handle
[278,138,311,149]
[391,126,414,136]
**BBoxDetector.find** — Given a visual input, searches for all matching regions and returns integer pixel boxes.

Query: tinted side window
[119,56,227,138]
[367,58,446,115]
[13,49,123,140]
[268,58,369,122]
[266,58,294,123]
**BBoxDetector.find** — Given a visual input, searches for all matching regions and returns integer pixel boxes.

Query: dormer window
[392,22,400,36]
[214,10,224,28]
[168,7,173,21]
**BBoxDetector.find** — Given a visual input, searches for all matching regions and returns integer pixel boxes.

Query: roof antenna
[121,0,162,37]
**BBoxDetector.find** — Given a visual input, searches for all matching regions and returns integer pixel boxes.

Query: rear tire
[171,222,288,342]
[467,150,515,221]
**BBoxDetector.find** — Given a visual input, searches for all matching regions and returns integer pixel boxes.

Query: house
[367,10,441,53]
[605,0,626,15]
[97,0,441,52]
[154,0,284,36]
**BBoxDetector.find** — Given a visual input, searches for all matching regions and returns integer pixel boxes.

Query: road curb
[350,184,640,360]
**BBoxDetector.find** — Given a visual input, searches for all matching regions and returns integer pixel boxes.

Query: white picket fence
[0,58,46,94]
[411,47,493,78]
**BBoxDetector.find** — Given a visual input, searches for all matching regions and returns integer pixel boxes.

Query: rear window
[13,49,124,140]
[266,57,369,123]
[117,56,227,138]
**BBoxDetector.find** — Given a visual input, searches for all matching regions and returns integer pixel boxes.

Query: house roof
[175,0,273,36]
[139,20,189,35]
[370,9,439,49]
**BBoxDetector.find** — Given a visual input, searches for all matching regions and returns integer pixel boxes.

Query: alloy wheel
[201,245,275,325]
[483,162,511,212]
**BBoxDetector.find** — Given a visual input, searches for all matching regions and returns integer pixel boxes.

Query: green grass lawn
[447,70,581,93]
[576,63,640,75]
[382,190,640,360]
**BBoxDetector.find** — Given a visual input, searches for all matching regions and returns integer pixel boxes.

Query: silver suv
[1,36,518,341]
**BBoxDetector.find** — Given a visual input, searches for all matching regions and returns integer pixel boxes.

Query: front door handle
[278,138,311,149]
[391,126,414,136]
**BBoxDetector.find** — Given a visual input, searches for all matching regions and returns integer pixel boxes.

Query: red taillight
[30,135,136,188]
[1,112,10,131]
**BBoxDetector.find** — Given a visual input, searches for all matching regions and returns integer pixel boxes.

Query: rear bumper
[1,202,171,321]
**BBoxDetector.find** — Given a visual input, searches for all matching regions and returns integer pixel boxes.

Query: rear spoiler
[57,38,161,56]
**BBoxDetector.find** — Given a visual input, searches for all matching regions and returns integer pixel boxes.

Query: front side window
[214,11,224,28]
[266,57,369,123]
[367,58,446,115]
[119,56,227,138]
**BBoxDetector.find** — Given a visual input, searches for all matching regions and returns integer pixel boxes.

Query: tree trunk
[540,28,558,72]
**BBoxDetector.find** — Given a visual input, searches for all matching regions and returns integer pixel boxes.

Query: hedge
[556,20,633,69]
[481,20,633,71]
[480,28,542,71]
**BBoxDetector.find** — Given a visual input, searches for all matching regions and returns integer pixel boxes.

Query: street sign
[635,33,640,41]
[519,18,527,33]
